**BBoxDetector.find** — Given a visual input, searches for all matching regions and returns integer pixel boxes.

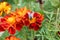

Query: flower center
[28,12,36,23]
[7,16,15,24]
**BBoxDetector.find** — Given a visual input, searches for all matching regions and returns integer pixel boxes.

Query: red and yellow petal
[6,16,16,24]
[30,17,36,23]
[1,22,9,29]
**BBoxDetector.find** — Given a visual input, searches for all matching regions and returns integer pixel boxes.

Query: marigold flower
[5,36,20,40]
[16,7,30,17]
[4,5,11,14]
[1,14,23,34]
[23,11,44,31]
[0,7,44,34]
[0,2,11,16]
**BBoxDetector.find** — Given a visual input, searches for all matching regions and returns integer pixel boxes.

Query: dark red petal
[29,24,33,29]
[23,13,29,20]
[16,20,23,31]
[33,24,40,31]
[24,13,29,19]
[36,19,42,25]
[16,23,23,31]
[0,25,5,32]
[29,23,36,29]
[33,12,40,18]
[24,20,30,26]
[29,23,40,31]
[38,15,44,21]
[0,18,6,22]
[8,27,16,34]
[1,23,9,29]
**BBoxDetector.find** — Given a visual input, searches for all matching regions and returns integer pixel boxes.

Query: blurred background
[0,0,60,40]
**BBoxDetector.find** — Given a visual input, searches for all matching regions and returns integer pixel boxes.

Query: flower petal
[8,27,16,34]
[29,23,36,29]
[16,21,23,31]
[0,25,5,32]
[33,24,40,31]
[16,23,23,31]
[29,23,40,31]
[33,12,40,18]
[5,36,20,40]
[23,19,30,26]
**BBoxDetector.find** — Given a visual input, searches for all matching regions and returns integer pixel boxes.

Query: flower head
[23,11,44,31]
[5,36,20,40]
[0,2,11,16]
[16,7,30,17]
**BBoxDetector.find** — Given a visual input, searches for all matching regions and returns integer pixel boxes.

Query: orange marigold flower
[0,2,11,16]
[5,36,20,40]
[16,7,30,17]
[1,14,23,34]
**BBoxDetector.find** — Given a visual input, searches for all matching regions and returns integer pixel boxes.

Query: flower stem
[31,30,36,40]
[22,27,27,40]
